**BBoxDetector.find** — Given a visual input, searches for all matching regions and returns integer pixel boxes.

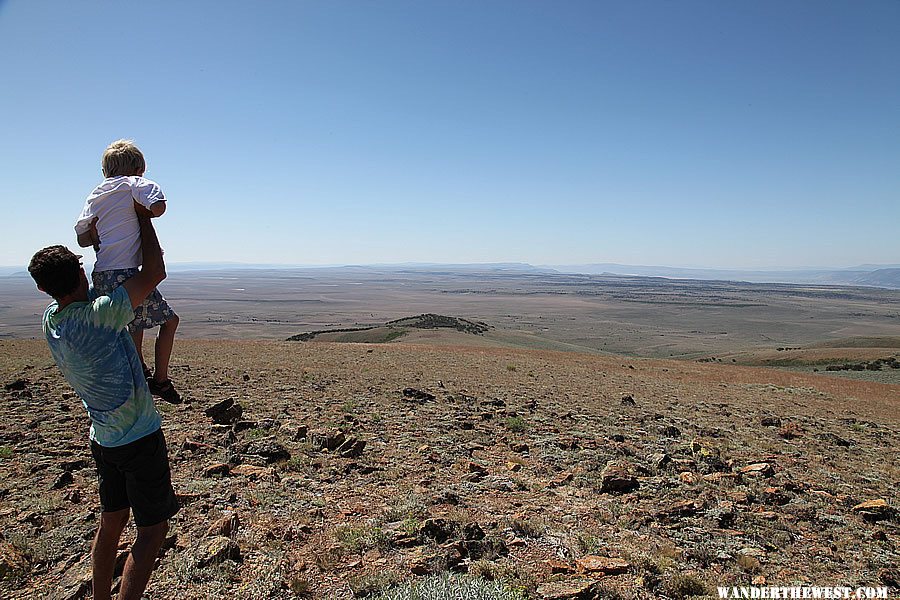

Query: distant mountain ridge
[542,263,900,289]
[2,262,898,288]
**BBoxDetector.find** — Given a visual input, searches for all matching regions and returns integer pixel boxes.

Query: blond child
[75,140,181,402]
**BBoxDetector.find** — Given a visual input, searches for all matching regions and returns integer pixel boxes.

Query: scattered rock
[648,452,671,471]
[419,518,457,543]
[206,513,240,538]
[655,499,704,522]
[52,470,74,489]
[851,499,894,522]
[660,425,681,438]
[196,536,242,567]
[239,437,290,463]
[576,555,630,575]
[57,555,92,600]
[407,547,443,575]
[204,463,231,477]
[232,420,258,433]
[550,471,574,488]
[204,399,243,425]
[402,388,435,403]
[182,439,216,453]
[310,430,346,451]
[462,522,485,541]
[336,436,366,458]
[599,462,638,493]
[778,423,803,439]
[879,567,900,588]
[4,379,27,391]
[60,458,89,472]
[461,536,508,560]
[761,487,792,506]
[509,442,529,453]
[819,432,852,447]
[536,578,599,600]
[466,461,488,476]
[546,559,576,574]
[740,462,774,477]
[229,464,277,480]
[0,541,28,580]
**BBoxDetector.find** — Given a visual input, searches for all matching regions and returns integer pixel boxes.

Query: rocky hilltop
[0,340,897,599]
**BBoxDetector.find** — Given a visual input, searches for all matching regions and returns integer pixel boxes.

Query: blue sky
[1,1,897,269]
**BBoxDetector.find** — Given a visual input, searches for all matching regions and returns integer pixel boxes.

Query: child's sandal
[148,378,182,404]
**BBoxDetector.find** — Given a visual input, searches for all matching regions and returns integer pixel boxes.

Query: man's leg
[117,520,168,600]
[152,314,179,383]
[92,509,130,600]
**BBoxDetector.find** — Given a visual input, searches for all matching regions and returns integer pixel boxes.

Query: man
[28,202,178,600]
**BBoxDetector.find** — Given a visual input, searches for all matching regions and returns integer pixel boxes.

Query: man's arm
[122,202,166,310]
[76,218,100,251]
[149,201,166,218]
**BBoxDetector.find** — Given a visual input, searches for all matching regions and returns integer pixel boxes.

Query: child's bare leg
[130,328,145,367]
[153,315,179,382]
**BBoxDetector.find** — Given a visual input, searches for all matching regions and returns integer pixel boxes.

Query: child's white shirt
[75,176,166,271]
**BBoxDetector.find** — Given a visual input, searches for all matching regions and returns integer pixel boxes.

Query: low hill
[286,314,491,343]
[1,340,897,598]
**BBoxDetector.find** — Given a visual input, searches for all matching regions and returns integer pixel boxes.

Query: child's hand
[88,218,100,252]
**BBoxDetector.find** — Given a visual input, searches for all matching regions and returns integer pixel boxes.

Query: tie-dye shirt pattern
[42,286,161,447]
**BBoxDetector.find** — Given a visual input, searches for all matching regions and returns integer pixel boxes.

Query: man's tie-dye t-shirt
[42,286,161,447]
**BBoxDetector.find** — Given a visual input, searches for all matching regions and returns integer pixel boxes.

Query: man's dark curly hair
[28,245,82,299]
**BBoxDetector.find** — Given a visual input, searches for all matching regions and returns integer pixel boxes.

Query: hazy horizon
[2,258,899,272]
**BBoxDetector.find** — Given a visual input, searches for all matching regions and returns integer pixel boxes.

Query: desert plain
[0,268,898,599]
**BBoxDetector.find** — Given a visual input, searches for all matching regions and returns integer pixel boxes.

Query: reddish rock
[0,541,28,580]
[196,536,242,567]
[740,463,774,477]
[851,499,894,522]
[599,462,638,493]
[536,578,599,599]
[576,555,630,575]
[550,471,573,488]
[230,464,277,480]
[203,463,231,477]
[206,513,240,538]
[545,559,575,574]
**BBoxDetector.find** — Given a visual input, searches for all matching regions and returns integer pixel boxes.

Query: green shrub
[663,573,709,600]
[373,573,524,600]
[336,522,389,553]
[504,417,528,433]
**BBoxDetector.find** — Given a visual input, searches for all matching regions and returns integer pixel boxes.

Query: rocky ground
[0,339,898,599]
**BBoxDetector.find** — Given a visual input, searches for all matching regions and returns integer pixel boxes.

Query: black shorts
[90,428,180,527]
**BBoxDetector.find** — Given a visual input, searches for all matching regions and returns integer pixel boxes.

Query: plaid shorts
[92,268,177,332]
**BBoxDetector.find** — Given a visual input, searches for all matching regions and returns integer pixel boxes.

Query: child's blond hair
[102,139,146,178]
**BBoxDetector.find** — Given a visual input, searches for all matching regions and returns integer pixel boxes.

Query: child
[75,139,181,403]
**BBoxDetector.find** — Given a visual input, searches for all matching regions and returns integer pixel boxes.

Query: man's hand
[134,201,154,219]
[88,218,100,252]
